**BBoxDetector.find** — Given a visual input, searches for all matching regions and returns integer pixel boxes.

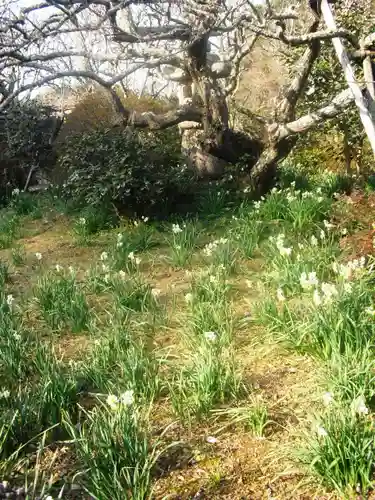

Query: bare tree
[0,0,373,190]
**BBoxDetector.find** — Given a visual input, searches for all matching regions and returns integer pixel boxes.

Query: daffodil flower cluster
[106,390,135,410]
[270,233,292,257]
[203,238,228,257]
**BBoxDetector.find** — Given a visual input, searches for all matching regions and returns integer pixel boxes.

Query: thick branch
[274,87,359,141]
[276,27,359,48]
[121,105,202,129]
[278,20,321,122]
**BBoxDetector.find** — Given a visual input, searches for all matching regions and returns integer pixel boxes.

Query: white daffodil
[100,251,108,262]
[35,252,42,261]
[321,282,338,302]
[276,288,285,302]
[313,289,322,307]
[300,272,318,290]
[245,280,253,289]
[106,394,119,410]
[279,246,292,257]
[339,264,352,281]
[151,288,161,298]
[172,223,183,234]
[55,264,63,272]
[316,426,328,438]
[206,436,218,444]
[352,395,369,415]
[204,331,217,342]
[6,294,14,307]
[310,235,318,247]
[322,392,334,406]
[120,390,134,406]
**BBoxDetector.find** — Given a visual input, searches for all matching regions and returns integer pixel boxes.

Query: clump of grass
[202,237,238,275]
[214,396,270,438]
[65,395,165,499]
[109,273,160,314]
[0,260,9,289]
[253,185,332,236]
[167,221,199,268]
[9,191,43,218]
[296,276,374,360]
[11,244,26,267]
[0,212,20,249]
[262,230,339,295]
[35,268,90,332]
[323,347,375,406]
[197,187,230,218]
[111,220,156,271]
[84,326,163,402]
[171,342,242,420]
[32,344,80,429]
[72,216,93,245]
[184,268,233,346]
[73,204,119,245]
[300,403,375,495]
[231,204,265,258]
[0,293,33,384]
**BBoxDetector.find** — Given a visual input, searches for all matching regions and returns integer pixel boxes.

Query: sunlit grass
[35,268,90,332]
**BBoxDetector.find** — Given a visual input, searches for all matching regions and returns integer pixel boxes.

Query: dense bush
[59,127,197,217]
[0,101,61,205]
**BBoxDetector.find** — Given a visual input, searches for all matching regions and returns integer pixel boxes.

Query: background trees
[0,0,374,193]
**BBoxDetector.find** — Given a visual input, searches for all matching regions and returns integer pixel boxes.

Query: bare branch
[278,20,321,122]
[274,87,360,141]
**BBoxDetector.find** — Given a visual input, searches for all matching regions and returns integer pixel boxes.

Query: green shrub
[59,128,196,217]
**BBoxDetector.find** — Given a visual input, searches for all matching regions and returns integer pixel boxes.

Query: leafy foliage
[60,128,196,217]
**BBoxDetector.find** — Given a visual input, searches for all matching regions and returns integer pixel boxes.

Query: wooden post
[321,0,375,158]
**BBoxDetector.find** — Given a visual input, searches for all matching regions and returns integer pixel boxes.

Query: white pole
[321,0,375,158]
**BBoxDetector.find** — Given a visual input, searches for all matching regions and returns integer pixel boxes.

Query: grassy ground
[1,173,375,499]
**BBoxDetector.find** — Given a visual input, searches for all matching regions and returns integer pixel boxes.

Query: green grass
[35,268,90,332]
[84,325,163,402]
[65,397,168,500]
[0,165,372,498]
[167,221,200,268]
[300,405,375,495]
[171,344,242,420]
